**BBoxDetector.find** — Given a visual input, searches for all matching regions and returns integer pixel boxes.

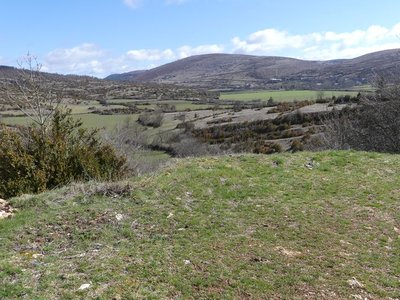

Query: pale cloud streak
[123,0,189,9]
[122,0,141,9]
[165,0,189,5]
[126,49,175,61]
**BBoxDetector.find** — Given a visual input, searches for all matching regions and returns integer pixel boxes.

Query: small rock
[115,214,124,221]
[339,239,352,245]
[275,246,302,258]
[167,212,174,219]
[347,277,364,289]
[78,283,91,290]
[131,220,139,229]
[185,191,192,197]
[304,158,319,170]
[184,260,191,265]
[32,253,44,259]
[0,199,15,219]
[394,227,400,234]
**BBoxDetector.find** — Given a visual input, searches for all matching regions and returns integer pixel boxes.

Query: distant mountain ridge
[106,49,400,89]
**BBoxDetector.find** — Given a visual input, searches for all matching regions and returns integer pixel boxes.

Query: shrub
[138,110,164,127]
[290,139,304,152]
[0,109,126,199]
[253,142,283,154]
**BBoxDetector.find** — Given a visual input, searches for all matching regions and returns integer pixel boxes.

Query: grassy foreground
[0,151,399,299]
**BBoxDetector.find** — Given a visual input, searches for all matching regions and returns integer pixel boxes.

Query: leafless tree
[320,80,400,153]
[0,53,62,135]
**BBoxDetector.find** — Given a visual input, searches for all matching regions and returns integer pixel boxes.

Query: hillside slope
[107,49,400,89]
[1,151,399,299]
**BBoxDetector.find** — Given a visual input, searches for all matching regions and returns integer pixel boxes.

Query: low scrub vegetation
[268,100,313,114]
[322,82,400,152]
[192,113,321,153]
[137,110,164,128]
[0,109,126,199]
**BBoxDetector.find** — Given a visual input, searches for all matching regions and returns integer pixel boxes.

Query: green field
[1,113,140,130]
[220,89,360,102]
[1,151,399,298]
[107,99,217,111]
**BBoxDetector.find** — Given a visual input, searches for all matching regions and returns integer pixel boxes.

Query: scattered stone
[304,158,319,170]
[167,212,174,219]
[0,199,15,219]
[339,239,352,245]
[184,260,191,265]
[394,227,400,234]
[32,253,44,259]
[275,246,302,258]
[348,277,364,289]
[78,283,91,290]
[115,213,124,221]
[185,191,192,197]
[131,220,139,229]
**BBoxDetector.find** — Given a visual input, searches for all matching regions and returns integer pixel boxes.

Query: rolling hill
[106,49,400,90]
[0,66,215,102]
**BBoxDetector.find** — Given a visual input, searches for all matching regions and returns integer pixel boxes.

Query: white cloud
[232,28,306,53]
[47,43,104,64]
[231,23,400,60]
[177,44,224,58]
[126,48,175,61]
[45,43,108,75]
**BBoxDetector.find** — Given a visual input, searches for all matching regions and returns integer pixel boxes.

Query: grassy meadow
[220,89,360,102]
[1,113,140,130]
[1,151,399,299]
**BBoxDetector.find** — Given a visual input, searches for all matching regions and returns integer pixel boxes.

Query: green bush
[290,139,304,152]
[253,142,283,154]
[0,109,126,199]
[138,110,164,127]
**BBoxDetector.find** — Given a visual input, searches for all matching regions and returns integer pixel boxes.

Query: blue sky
[1,0,400,77]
